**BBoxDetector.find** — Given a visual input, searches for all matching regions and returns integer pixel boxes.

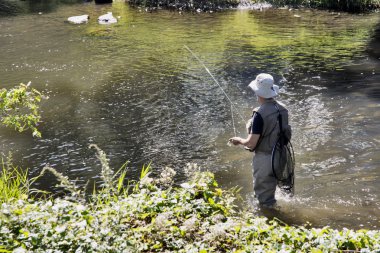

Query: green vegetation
[0,147,379,252]
[127,0,240,11]
[0,155,30,204]
[264,0,380,12]
[125,0,380,12]
[0,82,45,137]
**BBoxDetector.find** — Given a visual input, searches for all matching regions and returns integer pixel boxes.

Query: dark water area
[0,1,379,229]
[0,0,87,16]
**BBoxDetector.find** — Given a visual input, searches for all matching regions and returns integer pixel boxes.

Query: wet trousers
[253,152,277,206]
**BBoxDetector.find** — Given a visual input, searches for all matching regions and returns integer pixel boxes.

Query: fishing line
[184,45,246,127]
[231,104,237,137]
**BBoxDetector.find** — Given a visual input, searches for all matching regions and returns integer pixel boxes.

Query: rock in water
[67,15,89,24]
[98,12,117,25]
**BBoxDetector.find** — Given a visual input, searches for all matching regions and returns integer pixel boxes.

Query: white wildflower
[198,182,207,188]
[180,216,198,231]
[0,226,10,234]
[13,247,27,253]
[184,244,199,253]
[140,176,153,186]
[184,163,200,177]
[1,203,10,214]
[76,204,86,212]
[180,183,194,189]
[91,241,98,249]
[76,220,87,229]
[52,200,70,212]
[211,214,225,224]
[100,228,111,235]
[112,204,121,212]
[157,166,176,186]
[55,225,66,233]
[17,199,25,206]
[204,223,227,240]
[46,200,53,207]
[155,212,172,230]
[47,216,58,223]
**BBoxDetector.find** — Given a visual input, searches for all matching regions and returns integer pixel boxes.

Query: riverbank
[126,0,380,12]
[1,151,379,252]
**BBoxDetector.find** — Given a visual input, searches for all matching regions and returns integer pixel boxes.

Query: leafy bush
[0,147,379,252]
[127,0,241,11]
[126,0,380,12]
[0,82,45,137]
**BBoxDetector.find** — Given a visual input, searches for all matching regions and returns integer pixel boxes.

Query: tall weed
[0,156,29,203]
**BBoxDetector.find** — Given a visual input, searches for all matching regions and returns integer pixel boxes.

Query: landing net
[271,136,295,195]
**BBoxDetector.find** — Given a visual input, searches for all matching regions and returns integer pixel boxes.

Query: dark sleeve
[249,112,263,135]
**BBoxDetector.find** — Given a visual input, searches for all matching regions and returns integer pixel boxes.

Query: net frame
[271,103,295,195]
[271,137,295,195]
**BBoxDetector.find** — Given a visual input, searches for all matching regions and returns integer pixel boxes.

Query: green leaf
[0,83,45,137]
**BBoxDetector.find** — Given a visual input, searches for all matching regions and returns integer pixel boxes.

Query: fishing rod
[184,45,246,136]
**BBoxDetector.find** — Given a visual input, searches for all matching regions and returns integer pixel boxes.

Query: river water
[0,0,379,229]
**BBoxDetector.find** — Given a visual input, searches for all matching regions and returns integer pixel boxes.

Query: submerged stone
[98,12,117,24]
[67,14,89,24]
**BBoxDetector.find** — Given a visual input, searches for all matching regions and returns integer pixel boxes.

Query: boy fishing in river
[184,46,294,208]
[229,73,293,208]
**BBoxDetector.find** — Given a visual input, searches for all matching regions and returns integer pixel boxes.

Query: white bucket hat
[248,73,279,98]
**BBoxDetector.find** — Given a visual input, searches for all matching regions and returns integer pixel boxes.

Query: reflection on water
[0,2,379,229]
[0,0,85,16]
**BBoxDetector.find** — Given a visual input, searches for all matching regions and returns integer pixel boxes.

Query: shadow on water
[322,20,380,99]
[0,0,88,16]
[313,20,380,99]
[220,10,380,99]
[0,0,24,16]
[367,21,380,59]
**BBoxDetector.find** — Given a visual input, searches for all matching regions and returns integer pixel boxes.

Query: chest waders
[272,103,295,195]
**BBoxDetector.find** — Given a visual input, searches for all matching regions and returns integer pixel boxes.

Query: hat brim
[248,81,279,98]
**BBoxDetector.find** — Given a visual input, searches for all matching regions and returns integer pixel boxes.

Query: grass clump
[0,155,30,204]
[0,147,379,252]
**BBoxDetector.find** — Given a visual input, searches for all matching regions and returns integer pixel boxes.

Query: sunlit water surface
[0,1,379,229]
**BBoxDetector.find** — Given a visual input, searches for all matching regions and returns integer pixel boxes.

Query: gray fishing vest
[255,99,291,154]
